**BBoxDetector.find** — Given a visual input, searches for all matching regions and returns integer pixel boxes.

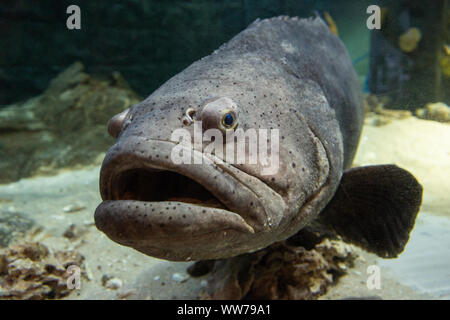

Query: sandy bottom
[0,117,448,300]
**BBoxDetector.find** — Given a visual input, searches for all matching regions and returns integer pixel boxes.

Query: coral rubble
[196,235,356,300]
[415,102,450,123]
[0,241,84,299]
[363,94,412,126]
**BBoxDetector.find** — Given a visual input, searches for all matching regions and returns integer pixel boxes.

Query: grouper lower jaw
[95,136,294,260]
[94,200,256,261]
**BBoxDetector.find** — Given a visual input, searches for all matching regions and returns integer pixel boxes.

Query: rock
[415,102,450,123]
[363,94,412,126]
[63,204,86,213]
[0,211,35,247]
[365,109,412,126]
[63,224,80,239]
[172,272,189,283]
[363,93,391,113]
[101,274,111,286]
[105,277,123,290]
[46,62,89,93]
[0,62,141,183]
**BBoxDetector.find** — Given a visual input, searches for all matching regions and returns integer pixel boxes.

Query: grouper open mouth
[94,136,285,259]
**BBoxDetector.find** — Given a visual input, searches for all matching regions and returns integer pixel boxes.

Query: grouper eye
[201,97,239,133]
[222,112,234,127]
[221,110,236,129]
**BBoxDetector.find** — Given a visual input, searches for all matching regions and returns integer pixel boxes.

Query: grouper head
[95,18,347,261]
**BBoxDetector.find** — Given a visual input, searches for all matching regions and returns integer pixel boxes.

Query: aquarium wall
[0,0,374,106]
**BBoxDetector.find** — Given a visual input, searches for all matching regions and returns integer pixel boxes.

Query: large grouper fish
[95,16,422,261]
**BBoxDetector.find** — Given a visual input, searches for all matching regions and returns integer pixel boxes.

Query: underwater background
[0,0,374,105]
[0,0,449,300]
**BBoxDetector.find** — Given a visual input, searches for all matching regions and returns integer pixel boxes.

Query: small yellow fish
[444,44,450,56]
[441,55,450,77]
[323,11,338,36]
[398,27,422,53]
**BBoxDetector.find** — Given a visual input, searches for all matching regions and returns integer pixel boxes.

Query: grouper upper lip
[95,137,287,249]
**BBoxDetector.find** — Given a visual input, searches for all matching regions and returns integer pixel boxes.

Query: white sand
[354,117,450,217]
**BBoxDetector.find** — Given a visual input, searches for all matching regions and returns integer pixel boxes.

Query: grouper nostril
[107,108,130,138]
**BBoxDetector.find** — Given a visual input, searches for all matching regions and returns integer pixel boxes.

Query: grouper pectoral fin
[317,164,423,258]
